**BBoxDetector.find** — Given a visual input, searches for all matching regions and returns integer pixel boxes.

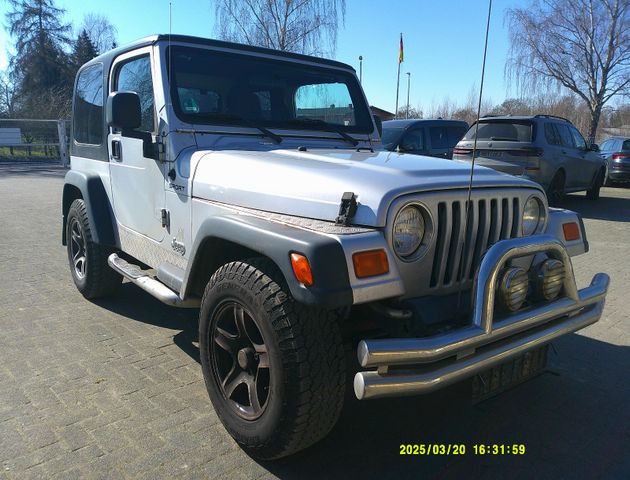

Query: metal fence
[0,118,69,166]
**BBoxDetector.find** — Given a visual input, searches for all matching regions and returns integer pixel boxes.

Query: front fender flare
[182,214,354,308]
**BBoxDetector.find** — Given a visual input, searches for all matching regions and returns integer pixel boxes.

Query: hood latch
[336,192,358,226]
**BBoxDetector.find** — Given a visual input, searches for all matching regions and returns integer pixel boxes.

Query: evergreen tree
[72,30,98,70]
[6,0,72,117]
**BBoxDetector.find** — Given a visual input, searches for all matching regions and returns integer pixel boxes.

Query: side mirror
[106,91,141,130]
[589,143,600,152]
[373,114,383,136]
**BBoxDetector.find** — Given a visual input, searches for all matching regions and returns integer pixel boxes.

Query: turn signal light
[290,253,313,287]
[562,222,580,241]
[353,249,389,278]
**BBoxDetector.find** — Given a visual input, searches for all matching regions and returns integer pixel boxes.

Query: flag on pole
[399,33,404,63]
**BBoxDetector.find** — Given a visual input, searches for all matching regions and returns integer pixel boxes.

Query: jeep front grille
[430,197,520,288]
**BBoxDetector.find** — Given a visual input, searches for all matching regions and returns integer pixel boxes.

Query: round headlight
[522,196,545,236]
[393,205,425,257]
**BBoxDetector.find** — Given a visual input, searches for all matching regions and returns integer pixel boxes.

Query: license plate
[472,344,549,403]
[480,150,503,158]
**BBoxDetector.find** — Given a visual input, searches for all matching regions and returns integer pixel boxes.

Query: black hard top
[383,118,469,128]
[82,34,355,72]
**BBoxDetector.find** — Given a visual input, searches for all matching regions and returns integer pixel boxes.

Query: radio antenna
[456,0,493,309]
[168,0,172,94]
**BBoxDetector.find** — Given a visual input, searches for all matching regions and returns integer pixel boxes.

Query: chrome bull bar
[354,235,609,400]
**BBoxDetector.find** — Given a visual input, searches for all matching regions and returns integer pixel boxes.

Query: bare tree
[213,0,345,56]
[394,104,422,119]
[80,13,118,54]
[506,0,630,142]
[0,72,17,117]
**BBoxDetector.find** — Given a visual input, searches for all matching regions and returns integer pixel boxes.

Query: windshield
[463,121,533,142]
[381,127,404,149]
[167,46,372,133]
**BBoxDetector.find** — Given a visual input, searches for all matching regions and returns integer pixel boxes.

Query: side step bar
[107,254,200,308]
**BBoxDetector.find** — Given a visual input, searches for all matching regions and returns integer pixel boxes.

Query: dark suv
[453,115,606,204]
[381,119,468,159]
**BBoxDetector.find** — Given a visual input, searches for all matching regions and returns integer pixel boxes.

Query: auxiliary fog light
[535,259,565,301]
[498,267,529,312]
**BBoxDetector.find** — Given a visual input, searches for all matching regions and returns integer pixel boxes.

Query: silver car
[600,136,630,185]
[453,115,606,205]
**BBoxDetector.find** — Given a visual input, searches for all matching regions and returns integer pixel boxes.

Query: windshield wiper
[286,118,359,146]
[196,113,283,144]
[489,136,516,141]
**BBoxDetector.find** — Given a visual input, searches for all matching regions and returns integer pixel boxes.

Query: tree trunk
[587,102,603,144]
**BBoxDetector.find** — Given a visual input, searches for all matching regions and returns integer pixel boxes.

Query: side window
[544,123,561,145]
[569,126,587,150]
[447,126,467,148]
[115,55,155,132]
[429,126,448,149]
[400,129,424,151]
[622,139,630,151]
[73,64,104,145]
[555,124,574,148]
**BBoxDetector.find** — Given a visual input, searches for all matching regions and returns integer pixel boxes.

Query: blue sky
[0,0,520,112]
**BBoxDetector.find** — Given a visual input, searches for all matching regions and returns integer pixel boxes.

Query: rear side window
[73,64,104,145]
[430,126,448,149]
[569,126,587,150]
[400,128,424,151]
[554,124,574,148]
[115,55,155,132]
[447,126,467,147]
[599,139,612,151]
[463,121,533,142]
[622,139,630,150]
[544,123,561,145]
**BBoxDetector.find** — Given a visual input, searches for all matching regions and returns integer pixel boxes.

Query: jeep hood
[191,148,542,227]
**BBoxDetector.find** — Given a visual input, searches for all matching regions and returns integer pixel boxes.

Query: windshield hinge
[335,192,358,226]
[156,134,166,162]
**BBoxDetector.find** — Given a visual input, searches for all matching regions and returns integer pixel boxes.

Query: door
[108,49,165,242]
[554,123,582,189]
[568,125,599,186]
[428,126,450,158]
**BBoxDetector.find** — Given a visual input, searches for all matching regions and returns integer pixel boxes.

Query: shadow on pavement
[94,283,200,363]
[560,189,630,222]
[94,283,630,479]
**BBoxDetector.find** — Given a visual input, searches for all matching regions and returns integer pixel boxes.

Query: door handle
[561,150,567,154]
[111,139,122,161]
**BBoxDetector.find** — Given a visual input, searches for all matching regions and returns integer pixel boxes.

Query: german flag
[399,33,404,63]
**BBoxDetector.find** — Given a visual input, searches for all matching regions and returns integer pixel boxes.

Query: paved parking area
[0,164,628,479]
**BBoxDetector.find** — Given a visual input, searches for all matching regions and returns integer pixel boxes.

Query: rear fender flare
[62,170,117,247]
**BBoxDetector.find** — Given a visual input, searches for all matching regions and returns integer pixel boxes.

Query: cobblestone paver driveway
[1,164,628,479]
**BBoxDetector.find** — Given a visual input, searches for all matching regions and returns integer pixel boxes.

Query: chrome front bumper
[354,235,609,400]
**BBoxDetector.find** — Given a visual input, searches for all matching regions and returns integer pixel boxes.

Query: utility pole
[359,55,363,84]
[395,33,403,117]
[406,72,411,119]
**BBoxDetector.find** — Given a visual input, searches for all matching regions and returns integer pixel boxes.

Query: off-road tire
[199,258,346,460]
[547,171,565,206]
[66,199,122,299]
[586,169,605,200]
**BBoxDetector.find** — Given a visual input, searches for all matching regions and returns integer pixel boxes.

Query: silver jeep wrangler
[62,34,609,460]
